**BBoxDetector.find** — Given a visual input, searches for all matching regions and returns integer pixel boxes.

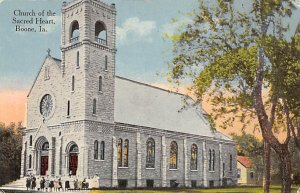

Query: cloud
[293,0,300,8]
[0,0,4,4]
[161,16,193,37]
[116,17,156,44]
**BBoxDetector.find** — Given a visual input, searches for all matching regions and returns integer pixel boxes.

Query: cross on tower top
[47,48,51,56]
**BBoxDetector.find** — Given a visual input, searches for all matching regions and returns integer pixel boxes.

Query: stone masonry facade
[21,0,237,188]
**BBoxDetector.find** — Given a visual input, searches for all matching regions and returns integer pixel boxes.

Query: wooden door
[69,153,78,175]
[41,156,48,176]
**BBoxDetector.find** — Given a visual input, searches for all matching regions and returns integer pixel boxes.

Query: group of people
[25,174,100,191]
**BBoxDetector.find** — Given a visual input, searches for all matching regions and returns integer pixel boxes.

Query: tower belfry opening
[95,21,107,45]
[70,20,79,43]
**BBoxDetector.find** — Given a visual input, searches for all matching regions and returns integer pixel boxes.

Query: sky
[0,0,299,138]
[0,0,197,91]
[0,0,197,124]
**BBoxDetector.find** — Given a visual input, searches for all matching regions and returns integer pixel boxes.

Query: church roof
[114,76,232,141]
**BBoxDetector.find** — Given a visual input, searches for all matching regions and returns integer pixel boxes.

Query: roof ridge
[115,75,188,98]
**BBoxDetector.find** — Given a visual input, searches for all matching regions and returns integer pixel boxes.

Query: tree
[0,122,23,186]
[231,132,264,185]
[167,0,299,192]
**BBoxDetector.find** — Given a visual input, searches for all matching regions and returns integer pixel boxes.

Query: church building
[21,0,237,188]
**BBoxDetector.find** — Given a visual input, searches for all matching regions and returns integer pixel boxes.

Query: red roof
[237,156,252,168]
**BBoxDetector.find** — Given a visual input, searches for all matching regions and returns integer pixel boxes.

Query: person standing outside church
[26,177,30,191]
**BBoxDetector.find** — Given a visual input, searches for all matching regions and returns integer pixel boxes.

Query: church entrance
[68,144,79,176]
[41,156,48,176]
[34,137,49,176]
[69,154,78,175]
[40,142,49,176]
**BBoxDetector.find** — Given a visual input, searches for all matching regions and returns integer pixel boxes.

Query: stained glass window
[124,139,129,167]
[146,138,155,168]
[191,144,198,170]
[117,139,122,167]
[169,141,178,169]
[100,141,105,160]
[94,140,99,159]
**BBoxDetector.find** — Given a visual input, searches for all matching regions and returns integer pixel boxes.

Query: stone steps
[0,178,27,190]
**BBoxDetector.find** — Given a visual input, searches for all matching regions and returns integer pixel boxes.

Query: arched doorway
[40,142,49,175]
[68,143,79,176]
[35,136,49,176]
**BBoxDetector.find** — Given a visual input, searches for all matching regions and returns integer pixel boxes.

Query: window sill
[209,171,215,173]
[98,91,103,94]
[118,167,129,169]
[146,168,155,170]
[169,169,178,171]
[191,170,198,172]
[71,91,74,94]
[92,114,97,117]
[76,66,80,69]
[105,69,108,72]
[95,159,105,162]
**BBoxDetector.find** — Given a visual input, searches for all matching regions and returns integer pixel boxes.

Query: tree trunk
[280,147,292,193]
[263,141,271,193]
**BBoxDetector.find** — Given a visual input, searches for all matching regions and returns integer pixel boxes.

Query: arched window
[229,154,233,171]
[99,76,103,92]
[67,100,70,116]
[191,144,198,170]
[95,21,107,45]
[72,76,75,91]
[29,155,32,168]
[117,139,123,167]
[94,140,99,159]
[124,139,129,167]
[100,141,105,160]
[76,51,80,67]
[69,144,79,153]
[104,55,108,70]
[70,20,79,43]
[169,141,178,169]
[93,99,97,114]
[29,135,32,146]
[146,138,155,168]
[212,149,215,171]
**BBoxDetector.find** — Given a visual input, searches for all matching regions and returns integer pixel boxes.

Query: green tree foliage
[167,0,299,192]
[0,122,23,186]
[231,132,264,185]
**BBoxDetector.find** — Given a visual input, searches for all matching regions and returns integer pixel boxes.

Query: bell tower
[60,0,116,122]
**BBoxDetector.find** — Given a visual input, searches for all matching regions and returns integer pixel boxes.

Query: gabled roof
[27,56,61,97]
[114,76,233,141]
[237,156,252,168]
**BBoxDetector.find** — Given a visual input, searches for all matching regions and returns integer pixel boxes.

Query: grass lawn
[91,186,300,193]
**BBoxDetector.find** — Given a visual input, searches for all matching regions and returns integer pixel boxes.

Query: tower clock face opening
[40,94,53,117]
